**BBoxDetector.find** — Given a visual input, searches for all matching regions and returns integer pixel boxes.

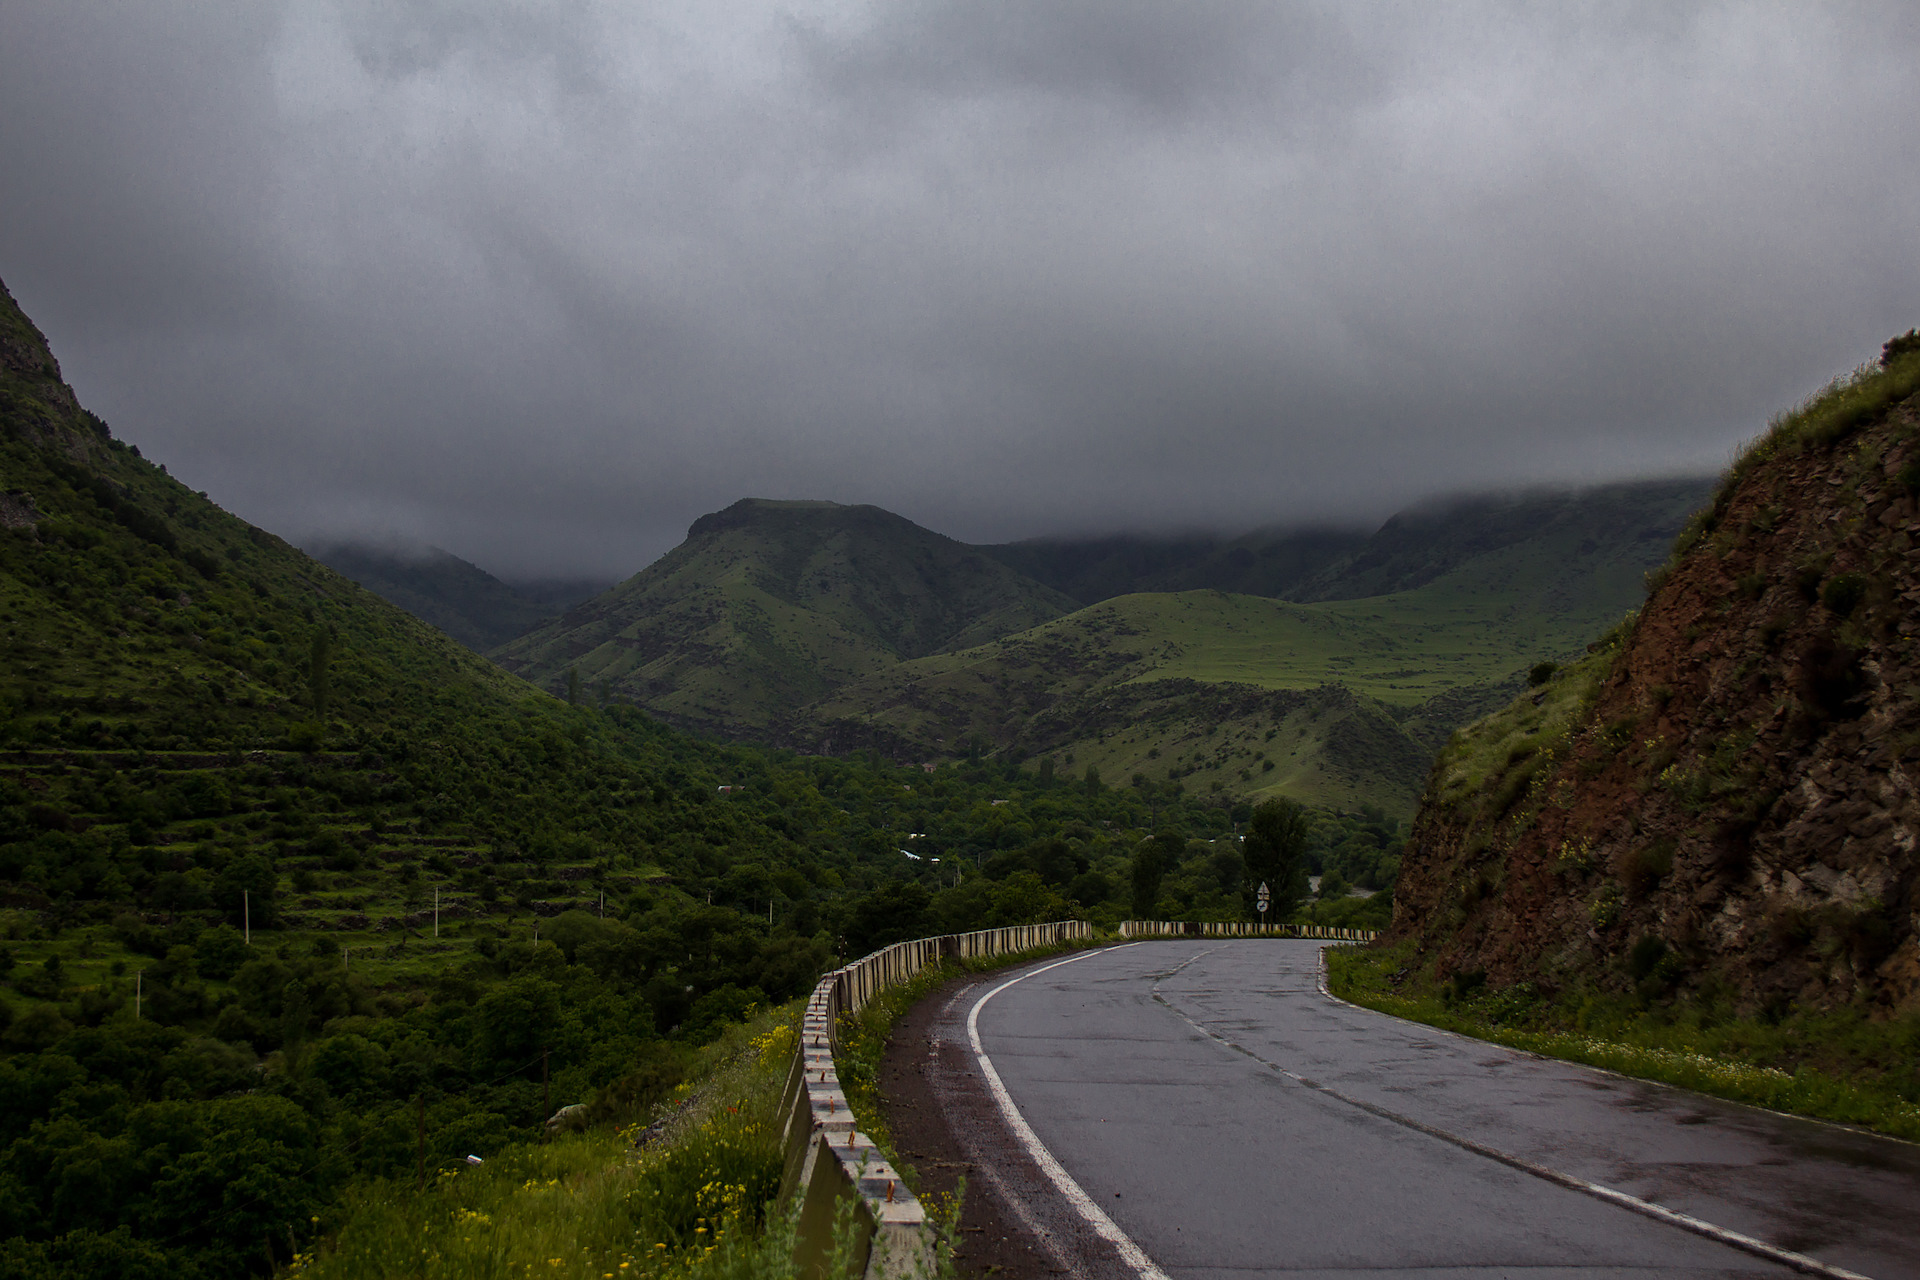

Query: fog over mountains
[2,5,1916,576]
[305,478,1711,815]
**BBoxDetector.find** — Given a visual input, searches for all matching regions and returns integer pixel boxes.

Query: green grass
[295,1009,803,1280]
[1423,644,1615,822]
[802,574,1637,818]
[822,584,1600,720]
[1328,942,1920,1142]
[1666,344,1920,570]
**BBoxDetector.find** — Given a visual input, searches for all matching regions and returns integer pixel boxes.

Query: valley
[0,275,1301,1277]
[310,541,611,654]
[470,483,1711,818]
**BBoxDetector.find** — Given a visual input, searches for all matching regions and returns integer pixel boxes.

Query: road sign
[1256,881,1271,912]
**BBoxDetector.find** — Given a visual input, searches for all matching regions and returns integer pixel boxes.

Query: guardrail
[1118,920,1380,941]
[778,921,1096,1280]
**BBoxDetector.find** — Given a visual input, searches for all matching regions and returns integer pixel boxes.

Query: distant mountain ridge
[1292,479,1710,602]
[490,499,1078,734]
[475,480,1713,815]
[787,474,1711,816]
[979,527,1368,605]
[310,540,611,652]
[980,479,1712,608]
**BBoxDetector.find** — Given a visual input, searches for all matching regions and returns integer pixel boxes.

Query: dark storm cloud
[2,2,1917,578]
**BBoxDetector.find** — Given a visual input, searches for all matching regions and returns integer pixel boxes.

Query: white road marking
[1147,942,1875,1280]
[967,945,1172,1280]
[1303,948,1882,1278]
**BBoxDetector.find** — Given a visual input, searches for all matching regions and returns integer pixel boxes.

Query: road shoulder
[878,966,1143,1280]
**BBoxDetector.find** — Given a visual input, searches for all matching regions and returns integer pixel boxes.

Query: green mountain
[793,479,1712,816]
[3,273,1273,1279]
[490,498,1078,734]
[309,539,610,652]
[1293,479,1713,602]
[979,481,1711,609]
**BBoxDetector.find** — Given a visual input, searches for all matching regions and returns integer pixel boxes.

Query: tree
[1242,797,1310,922]
[1130,833,1181,919]
[566,666,581,706]
[215,854,278,931]
[1037,756,1055,786]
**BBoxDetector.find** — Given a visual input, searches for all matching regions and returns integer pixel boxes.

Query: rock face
[0,277,108,463]
[1392,342,1920,1017]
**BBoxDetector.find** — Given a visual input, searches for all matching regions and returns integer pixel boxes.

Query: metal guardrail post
[780,921,1093,1279]
[1112,920,1378,943]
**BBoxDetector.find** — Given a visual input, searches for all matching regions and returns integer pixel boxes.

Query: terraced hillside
[0,273,871,1002]
[4,273,1229,1280]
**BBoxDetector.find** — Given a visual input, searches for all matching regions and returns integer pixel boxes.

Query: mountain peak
[0,275,111,463]
[496,499,1075,733]
[685,497,922,542]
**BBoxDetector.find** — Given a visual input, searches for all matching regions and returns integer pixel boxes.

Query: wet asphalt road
[969,941,1920,1280]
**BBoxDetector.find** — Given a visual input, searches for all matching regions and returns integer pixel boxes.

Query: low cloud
[3,1,1916,577]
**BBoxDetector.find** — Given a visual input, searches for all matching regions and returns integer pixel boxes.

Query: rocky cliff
[1392,334,1920,1017]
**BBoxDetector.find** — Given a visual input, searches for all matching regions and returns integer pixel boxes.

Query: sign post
[1256,880,1271,931]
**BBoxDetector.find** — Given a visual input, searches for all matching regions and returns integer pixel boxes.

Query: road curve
[947,940,1920,1280]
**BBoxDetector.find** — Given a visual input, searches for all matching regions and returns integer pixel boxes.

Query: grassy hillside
[485,481,1707,818]
[2,275,1293,1279]
[1294,479,1712,602]
[978,482,1709,608]
[310,541,609,652]
[491,499,1076,735]
[797,487,1706,817]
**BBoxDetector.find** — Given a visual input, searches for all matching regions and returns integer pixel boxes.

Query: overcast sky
[3,2,1916,579]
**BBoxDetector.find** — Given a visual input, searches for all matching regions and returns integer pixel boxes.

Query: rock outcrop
[1392,336,1920,1016]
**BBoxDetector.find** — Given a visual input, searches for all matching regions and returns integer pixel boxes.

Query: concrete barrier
[778,921,1095,1280]
[1117,920,1380,942]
